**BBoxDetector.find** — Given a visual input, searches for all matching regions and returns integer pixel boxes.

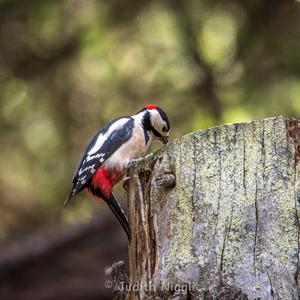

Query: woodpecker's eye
[162,126,167,132]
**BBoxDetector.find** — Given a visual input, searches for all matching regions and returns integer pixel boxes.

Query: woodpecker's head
[137,104,170,144]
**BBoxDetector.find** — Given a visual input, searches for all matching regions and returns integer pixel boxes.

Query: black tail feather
[106,193,131,242]
[64,185,131,241]
[64,192,74,207]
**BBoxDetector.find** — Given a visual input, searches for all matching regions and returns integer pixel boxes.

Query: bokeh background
[1,0,300,299]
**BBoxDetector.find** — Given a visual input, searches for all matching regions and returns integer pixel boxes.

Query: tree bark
[127,116,300,299]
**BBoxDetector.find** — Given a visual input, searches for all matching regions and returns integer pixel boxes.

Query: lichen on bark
[127,116,300,299]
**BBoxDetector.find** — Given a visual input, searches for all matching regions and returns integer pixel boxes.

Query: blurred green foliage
[1,0,300,240]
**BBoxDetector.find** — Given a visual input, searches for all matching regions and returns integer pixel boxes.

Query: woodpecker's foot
[123,176,130,190]
[156,173,176,188]
[128,159,140,168]
[128,154,154,168]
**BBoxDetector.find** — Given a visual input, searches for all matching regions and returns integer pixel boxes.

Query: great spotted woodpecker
[65,105,170,241]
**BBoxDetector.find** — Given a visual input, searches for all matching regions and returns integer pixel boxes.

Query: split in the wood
[287,119,300,162]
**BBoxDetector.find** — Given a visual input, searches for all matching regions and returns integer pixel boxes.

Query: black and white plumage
[69,117,135,198]
[65,105,170,241]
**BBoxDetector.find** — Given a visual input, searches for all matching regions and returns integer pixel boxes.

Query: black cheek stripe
[151,127,162,139]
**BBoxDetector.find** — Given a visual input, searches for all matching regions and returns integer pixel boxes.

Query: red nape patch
[145,104,157,110]
[91,167,112,199]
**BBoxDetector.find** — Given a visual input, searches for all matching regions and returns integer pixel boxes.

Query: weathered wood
[105,261,129,300]
[127,116,300,299]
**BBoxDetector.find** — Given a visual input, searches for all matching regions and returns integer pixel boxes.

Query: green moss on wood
[128,116,299,299]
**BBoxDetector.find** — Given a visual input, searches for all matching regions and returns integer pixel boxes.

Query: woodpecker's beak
[161,136,169,144]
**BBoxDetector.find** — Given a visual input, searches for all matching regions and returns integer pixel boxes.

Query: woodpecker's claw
[128,159,139,168]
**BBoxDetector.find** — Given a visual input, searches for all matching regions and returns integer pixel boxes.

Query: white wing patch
[70,117,135,195]
[86,152,105,162]
[76,118,129,184]
[87,118,130,156]
[78,164,96,176]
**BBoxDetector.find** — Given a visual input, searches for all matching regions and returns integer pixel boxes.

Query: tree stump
[127,116,300,299]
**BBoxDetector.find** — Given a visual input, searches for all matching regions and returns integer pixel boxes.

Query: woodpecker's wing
[65,117,134,205]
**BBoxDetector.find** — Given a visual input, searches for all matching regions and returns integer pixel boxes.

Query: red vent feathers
[91,167,123,199]
[91,168,112,198]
